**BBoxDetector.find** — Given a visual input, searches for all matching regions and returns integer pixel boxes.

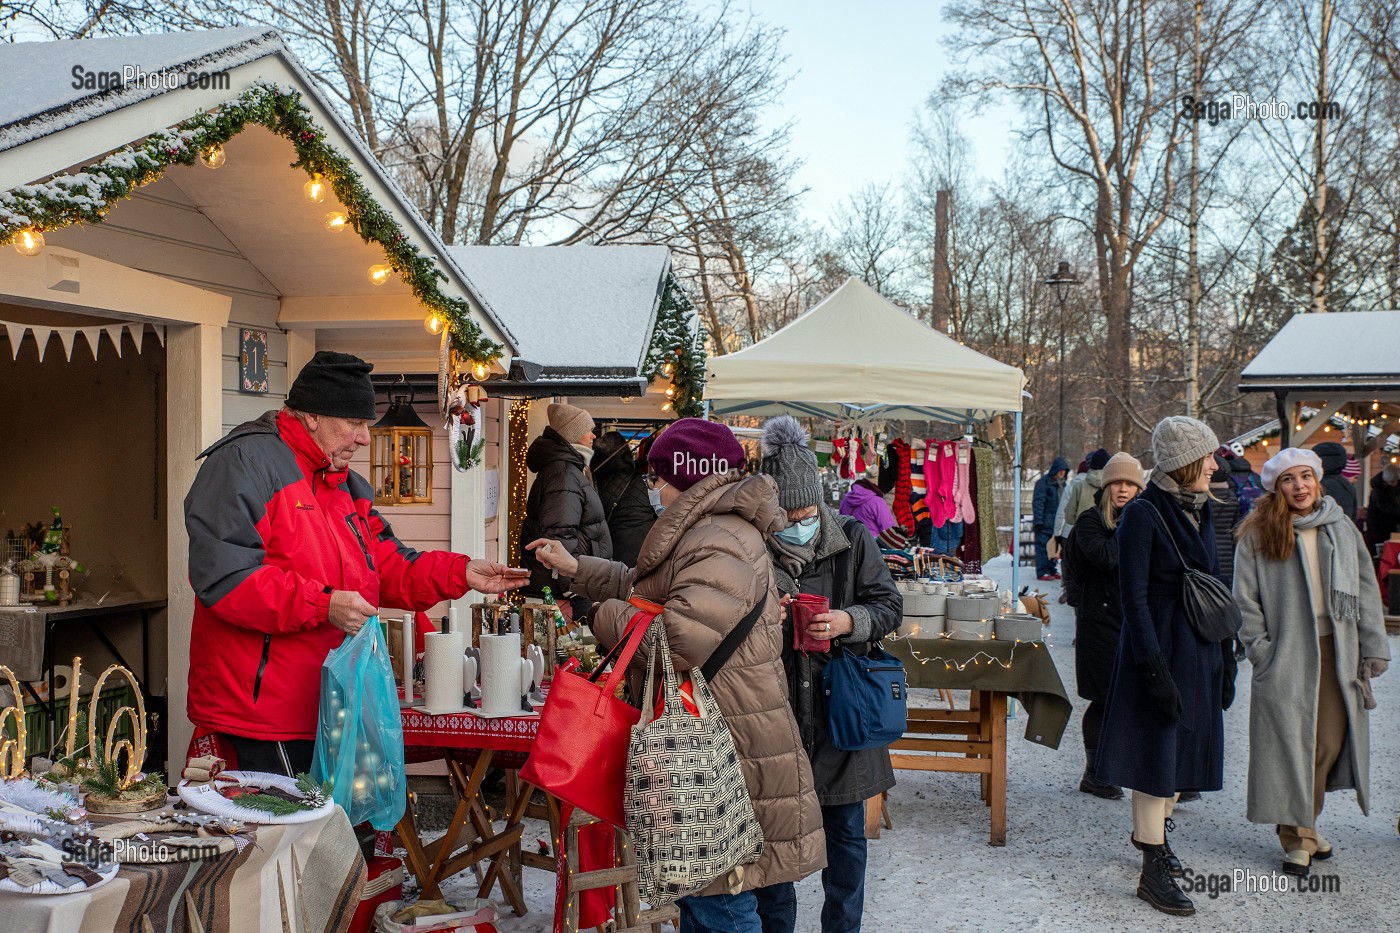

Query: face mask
[775,515,819,546]
[647,488,666,514]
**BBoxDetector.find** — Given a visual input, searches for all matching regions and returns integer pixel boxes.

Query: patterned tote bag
[624,620,764,904]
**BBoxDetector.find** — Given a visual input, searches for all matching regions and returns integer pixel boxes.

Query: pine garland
[0,82,501,366]
[642,274,707,418]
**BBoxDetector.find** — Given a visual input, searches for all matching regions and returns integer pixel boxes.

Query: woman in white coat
[1233,447,1390,878]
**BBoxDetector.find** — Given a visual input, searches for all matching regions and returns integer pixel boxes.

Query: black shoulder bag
[1140,501,1242,643]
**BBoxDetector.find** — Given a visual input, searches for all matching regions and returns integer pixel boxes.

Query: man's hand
[525,539,579,578]
[328,590,376,635]
[465,559,532,594]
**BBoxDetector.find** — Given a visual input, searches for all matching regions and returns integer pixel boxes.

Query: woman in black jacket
[752,416,902,933]
[1065,452,1144,801]
[590,431,655,567]
[1096,417,1237,918]
[519,402,611,616]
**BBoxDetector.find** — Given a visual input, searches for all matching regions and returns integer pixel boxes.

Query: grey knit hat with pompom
[759,415,822,510]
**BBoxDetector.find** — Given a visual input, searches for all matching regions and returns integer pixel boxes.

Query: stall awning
[704,277,1025,422]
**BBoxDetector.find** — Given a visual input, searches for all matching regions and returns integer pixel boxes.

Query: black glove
[1139,653,1182,724]
[1221,642,1238,711]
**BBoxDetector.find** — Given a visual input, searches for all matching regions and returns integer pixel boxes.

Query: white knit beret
[1260,447,1324,492]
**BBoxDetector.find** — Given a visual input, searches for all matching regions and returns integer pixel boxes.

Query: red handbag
[520,607,656,828]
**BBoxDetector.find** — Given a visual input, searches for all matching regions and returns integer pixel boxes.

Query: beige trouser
[1131,791,1180,846]
[1278,634,1348,855]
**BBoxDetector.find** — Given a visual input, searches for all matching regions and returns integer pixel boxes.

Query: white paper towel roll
[424,631,465,712]
[479,633,522,715]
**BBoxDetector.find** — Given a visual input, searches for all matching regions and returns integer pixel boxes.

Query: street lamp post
[1043,261,1081,458]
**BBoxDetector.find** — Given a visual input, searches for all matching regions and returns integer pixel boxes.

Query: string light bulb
[324,211,349,233]
[424,313,444,335]
[661,401,672,412]
[662,362,673,376]
[13,228,44,256]
[198,145,226,169]
[368,263,392,286]
[473,361,488,380]
[304,173,327,202]
[665,386,675,397]
[1372,401,1380,411]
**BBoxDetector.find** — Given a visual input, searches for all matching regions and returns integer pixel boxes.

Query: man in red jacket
[184,351,525,774]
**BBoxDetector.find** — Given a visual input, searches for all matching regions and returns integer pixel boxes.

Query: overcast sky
[744,0,1019,227]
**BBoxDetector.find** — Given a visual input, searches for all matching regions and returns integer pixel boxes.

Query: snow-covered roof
[0,27,280,153]
[449,245,669,376]
[1240,310,1400,390]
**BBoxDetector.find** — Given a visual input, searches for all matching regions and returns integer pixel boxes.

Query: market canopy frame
[703,276,1030,591]
[703,277,1025,423]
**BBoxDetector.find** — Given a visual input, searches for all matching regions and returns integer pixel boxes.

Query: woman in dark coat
[590,431,655,567]
[1096,417,1238,918]
[754,416,902,933]
[519,402,611,616]
[1065,452,1144,801]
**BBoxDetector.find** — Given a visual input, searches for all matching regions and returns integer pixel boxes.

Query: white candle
[402,612,415,703]
[447,606,459,635]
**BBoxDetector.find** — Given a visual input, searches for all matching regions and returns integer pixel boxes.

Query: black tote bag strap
[700,596,767,681]
[1139,500,1197,573]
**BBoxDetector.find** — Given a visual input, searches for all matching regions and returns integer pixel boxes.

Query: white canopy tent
[704,277,1030,592]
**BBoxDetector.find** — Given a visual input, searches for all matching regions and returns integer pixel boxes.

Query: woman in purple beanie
[528,417,825,932]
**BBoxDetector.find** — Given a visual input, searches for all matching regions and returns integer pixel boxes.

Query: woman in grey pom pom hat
[755,415,903,933]
[1095,416,1238,917]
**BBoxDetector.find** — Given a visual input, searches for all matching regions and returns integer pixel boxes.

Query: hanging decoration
[0,81,501,368]
[507,400,532,568]
[2,319,162,362]
[641,274,706,418]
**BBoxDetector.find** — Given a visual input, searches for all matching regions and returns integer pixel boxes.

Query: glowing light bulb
[662,363,673,376]
[198,145,226,169]
[13,228,44,256]
[304,173,327,202]
[324,211,349,233]
[1373,401,1381,411]
[665,386,675,397]
[473,361,488,380]
[661,401,672,412]
[424,313,444,335]
[368,264,392,286]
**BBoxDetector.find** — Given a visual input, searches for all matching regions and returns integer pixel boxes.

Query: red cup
[791,593,832,653]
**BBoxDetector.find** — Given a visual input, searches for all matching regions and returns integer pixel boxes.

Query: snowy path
[445,554,1400,931]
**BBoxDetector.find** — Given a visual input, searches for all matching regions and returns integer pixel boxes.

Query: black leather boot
[1137,844,1195,916]
[1132,817,1183,877]
[1079,750,1124,799]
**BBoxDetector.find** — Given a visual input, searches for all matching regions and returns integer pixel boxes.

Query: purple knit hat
[648,418,745,491]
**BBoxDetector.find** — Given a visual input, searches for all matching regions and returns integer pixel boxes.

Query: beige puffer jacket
[573,471,826,894]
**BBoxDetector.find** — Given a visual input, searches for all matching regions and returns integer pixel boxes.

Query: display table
[0,801,366,933]
[398,707,547,914]
[0,595,165,752]
[883,636,1071,846]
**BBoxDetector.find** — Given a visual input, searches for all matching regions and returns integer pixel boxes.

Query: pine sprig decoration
[642,274,707,418]
[0,82,501,366]
[232,772,331,816]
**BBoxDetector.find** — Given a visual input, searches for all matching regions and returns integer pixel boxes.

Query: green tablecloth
[885,636,1072,750]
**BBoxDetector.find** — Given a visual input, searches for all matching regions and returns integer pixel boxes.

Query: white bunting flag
[104,324,125,358]
[4,322,27,360]
[55,327,79,361]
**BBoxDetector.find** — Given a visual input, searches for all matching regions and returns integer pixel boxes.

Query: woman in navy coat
[1096,417,1238,918]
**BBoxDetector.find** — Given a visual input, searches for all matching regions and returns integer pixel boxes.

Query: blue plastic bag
[311,617,406,830]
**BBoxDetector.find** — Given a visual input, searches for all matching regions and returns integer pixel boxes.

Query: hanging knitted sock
[832,436,850,479]
[853,428,867,475]
[909,444,931,530]
[957,449,983,574]
[951,440,976,524]
[891,440,915,533]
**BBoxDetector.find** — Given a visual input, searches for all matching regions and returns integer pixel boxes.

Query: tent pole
[1011,410,1024,597]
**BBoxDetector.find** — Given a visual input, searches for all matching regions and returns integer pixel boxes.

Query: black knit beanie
[287,351,377,420]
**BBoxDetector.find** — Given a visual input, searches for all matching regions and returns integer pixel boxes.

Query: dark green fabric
[885,636,1071,749]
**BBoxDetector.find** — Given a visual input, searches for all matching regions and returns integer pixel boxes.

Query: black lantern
[370,378,434,505]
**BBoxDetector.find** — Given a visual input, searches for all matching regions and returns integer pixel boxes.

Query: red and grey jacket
[184,410,470,740]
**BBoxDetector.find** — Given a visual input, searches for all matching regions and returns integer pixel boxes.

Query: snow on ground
[437,554,1400,931]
